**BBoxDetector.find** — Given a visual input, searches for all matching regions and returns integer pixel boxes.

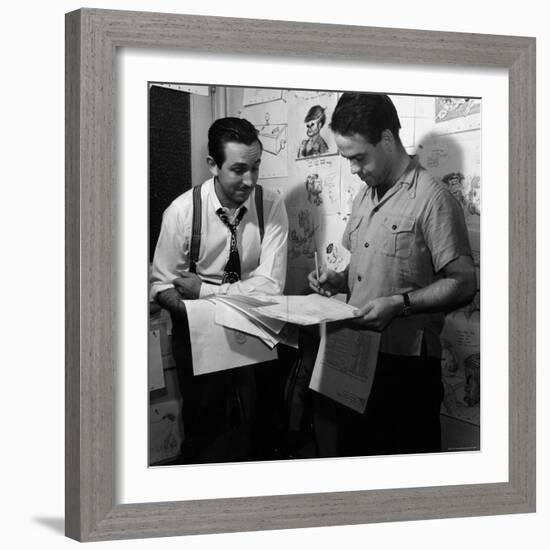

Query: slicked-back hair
[208,117,263,168]
[330,93,402,145]
[304,105,326,127]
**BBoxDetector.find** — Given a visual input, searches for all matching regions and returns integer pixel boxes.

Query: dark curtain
[149,85,192,262]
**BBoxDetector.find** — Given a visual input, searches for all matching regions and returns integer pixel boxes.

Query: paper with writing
[310,323,381,413]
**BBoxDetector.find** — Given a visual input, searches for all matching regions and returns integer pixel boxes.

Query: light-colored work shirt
[150,177,289,300]
[343,158,472,358]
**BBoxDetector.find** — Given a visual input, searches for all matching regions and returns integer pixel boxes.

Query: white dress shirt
[150,178,288,300]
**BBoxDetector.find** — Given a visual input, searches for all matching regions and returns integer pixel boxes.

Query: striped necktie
[216,206,247,284]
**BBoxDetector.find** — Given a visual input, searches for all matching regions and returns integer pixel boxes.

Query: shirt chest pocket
[375,215,416,259]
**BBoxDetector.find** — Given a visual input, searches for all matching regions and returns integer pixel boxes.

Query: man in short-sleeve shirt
[309,93,476,456]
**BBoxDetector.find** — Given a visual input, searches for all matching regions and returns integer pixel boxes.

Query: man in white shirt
[151,117,289,463]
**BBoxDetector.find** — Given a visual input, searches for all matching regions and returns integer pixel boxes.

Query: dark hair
[208,117,262,167]
[329,93,401,145]
[304,105,326,127]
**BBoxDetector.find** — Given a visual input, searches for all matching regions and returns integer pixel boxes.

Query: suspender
[254,184,264,243]
[189,184,264,274]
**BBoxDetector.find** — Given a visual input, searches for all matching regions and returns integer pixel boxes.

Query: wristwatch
[401,293,412,316]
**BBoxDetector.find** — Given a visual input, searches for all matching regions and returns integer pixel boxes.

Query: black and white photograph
[5,0,544,547]
[148,84,481,467]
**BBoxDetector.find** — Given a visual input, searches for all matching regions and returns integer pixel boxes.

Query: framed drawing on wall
[65,8,535,542]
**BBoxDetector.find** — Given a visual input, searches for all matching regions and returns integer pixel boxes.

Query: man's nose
[241,171,254,186]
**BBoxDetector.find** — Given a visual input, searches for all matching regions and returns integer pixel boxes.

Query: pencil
[314,251,320,284]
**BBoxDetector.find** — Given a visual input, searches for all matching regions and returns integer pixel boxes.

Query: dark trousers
[171,313,292,463]
[286,328,444,458]
[313,345,444,457]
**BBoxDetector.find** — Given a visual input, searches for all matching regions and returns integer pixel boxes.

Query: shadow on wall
[416,131,464,183]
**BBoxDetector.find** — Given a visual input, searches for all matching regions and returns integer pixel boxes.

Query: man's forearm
[404,273,477,315]
[155,288,188,319]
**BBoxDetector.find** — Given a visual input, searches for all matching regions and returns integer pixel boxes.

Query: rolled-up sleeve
[150,201,191,301]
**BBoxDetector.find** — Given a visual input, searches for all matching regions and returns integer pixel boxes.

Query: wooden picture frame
[65,8,536,542]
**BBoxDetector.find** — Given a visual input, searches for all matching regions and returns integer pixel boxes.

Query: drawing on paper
[435,97,481,122]
[441,172,481,217]
[289,209,317,259]
[297,105,329,158]
[324,242,347,273]
[243,88,285,106]
[305,173,323,206]
[439,314,481,426]
[256,115,287,156]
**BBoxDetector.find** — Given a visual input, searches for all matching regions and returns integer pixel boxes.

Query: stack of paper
[250,294,358,325]
[211,295,290,349]
[182,293,359,376]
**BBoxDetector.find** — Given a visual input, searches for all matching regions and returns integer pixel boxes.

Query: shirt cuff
[199,282,221,298]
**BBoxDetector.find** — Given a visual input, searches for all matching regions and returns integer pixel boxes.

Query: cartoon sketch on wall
[303,170,339,210]
[289,209,317,260]
[440,338,480,425]
[256,113,287,156]
[432,97,481,132]
[297,105,330,158]
[466,175,481,216]
[243,88,285,106]
[305,173,323,206]
[435,97,480,122]
[324,242,347,272]
[252,112,288,179]
[441,172,481,217]
[439,309,480,426]
[289,92,338,162]
[337,166,363,223]
[337,184,357,222]
[441,172,466,203]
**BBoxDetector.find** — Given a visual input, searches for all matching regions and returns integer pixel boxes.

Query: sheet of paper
[184,300,278,376]
[251,294,358,325]
[214,299,280,348]
[309,323,381,413]
[148,329,165,391]
[213,295,286,334]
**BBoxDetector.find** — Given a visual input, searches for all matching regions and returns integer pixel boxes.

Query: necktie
[216,206,247,284]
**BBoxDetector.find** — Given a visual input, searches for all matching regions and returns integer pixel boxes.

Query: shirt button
[392,224,397,230]
[364,242,369,248]
[357,275,362,281]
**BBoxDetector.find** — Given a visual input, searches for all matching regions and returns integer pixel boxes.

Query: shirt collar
[400,156,421,198]
[364,156,420,207]
[208,177,252,216]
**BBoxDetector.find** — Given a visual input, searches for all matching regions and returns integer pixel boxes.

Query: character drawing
[289,209,316,259]
[305,173,323,206]
[297,105,329,158]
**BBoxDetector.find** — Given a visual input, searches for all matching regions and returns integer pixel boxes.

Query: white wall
[1,1,546,549]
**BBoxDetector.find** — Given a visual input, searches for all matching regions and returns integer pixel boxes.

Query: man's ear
[206,156,219,177]
[380,129,396,153]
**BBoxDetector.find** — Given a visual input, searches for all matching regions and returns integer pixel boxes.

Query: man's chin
[233,190,251,203]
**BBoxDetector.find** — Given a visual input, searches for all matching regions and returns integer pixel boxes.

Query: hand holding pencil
[308,251,348,297]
